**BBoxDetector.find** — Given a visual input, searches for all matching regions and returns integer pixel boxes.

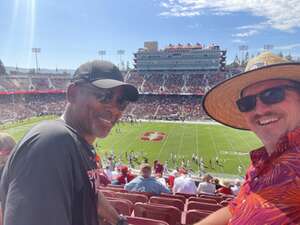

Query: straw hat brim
[203,63,300,130]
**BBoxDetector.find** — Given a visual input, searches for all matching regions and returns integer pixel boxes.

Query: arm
[1,131,76,225]
[97,191,121,225]
[194,207,231,225]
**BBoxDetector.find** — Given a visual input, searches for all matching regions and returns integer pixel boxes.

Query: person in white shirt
[197,174,216,194]
[173,167,197,195]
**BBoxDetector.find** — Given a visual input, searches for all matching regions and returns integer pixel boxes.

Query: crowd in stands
[0,94,65,123]
[125,70,229,95]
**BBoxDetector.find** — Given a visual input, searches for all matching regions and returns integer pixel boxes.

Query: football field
[1,116,262,176]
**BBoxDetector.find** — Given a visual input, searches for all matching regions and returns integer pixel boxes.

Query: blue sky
[1,0,300,70]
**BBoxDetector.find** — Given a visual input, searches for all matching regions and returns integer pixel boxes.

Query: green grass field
[0,116,262,176]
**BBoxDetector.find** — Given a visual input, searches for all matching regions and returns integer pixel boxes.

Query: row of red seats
[99,185,233,224]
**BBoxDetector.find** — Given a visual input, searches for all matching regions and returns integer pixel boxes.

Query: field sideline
[0,116,262,176]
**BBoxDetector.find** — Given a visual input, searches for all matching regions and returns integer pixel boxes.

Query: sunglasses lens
[260,87,285,105]
[236,95,256,112]
[117,97,129,111]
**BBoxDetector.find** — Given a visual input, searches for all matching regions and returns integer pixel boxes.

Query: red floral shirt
[228,128,300,225]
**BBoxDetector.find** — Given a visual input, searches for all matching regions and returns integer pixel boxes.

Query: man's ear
[66,83,80,103]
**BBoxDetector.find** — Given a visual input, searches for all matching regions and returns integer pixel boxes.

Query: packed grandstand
[0,42,244,123]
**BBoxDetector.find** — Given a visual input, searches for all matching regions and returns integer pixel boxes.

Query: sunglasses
[93,90,129,111]
[236,85,300,112]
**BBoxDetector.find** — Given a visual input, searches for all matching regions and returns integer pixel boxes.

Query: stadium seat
[126,216,169,225]
[199,195,223,203]
[134,202,182,225]
[107,184,124,189]
[99,190,116,198]
[188,197,217,204]
[115,192,148,204]
[175,192,196,199]
[107,199,133,216]
[184,210,210,225]
[99,186,128,193]
[160,193,186,203]
[187,201,222,212]
[150,196,185,211]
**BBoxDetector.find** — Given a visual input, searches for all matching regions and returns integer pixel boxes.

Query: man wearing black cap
[0,60,138,225]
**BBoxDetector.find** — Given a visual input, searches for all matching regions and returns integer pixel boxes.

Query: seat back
[134,203,181,225]
[187,201,222,212]
[108,199,133,216]
[150,196,184,211]
[160,193,186,203]
[99,190,116,198]
[188,197,217,204]
[126,216,169,225]
[185,210,210,225]
[115,192,148,204]
[199,195,223,203]
[175,192,196,199]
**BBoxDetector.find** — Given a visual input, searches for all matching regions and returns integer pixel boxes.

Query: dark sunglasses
[236,85,300,112]
[92,90,129,111]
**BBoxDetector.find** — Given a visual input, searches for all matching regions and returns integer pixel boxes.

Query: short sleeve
[1,122,81,225]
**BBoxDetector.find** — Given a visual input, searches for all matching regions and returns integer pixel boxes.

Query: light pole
[32,48,41,73]
[238,45,248,65]
[263,44,274,52]
[98,50,106,60]
[117,50,125,70]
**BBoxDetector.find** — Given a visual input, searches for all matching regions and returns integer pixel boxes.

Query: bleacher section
[99,184,234,225]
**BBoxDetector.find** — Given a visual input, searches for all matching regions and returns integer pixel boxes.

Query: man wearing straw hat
[196,52,300,224]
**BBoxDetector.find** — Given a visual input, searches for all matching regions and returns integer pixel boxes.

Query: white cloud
[232,39,246,43]
[159,0,300,31]
[232,29,258,37]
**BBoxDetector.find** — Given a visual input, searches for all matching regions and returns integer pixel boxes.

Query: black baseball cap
[72,60,139,102]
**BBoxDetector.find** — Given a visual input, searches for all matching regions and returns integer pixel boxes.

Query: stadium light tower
[98,50,106,60]
[238,45,248,65]
[117,49,125,70]
[32,48,41,73]
[263,44,274,52]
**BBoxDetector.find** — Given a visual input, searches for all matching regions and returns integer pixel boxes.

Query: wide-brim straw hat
[203,52,300,130]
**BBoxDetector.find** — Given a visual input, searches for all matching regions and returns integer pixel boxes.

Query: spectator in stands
[213,178,222,190]
[113,165,135,185]
[0,60,138,225]
[154,162,168,187]
[124,163,171,195]
[0,133,15,178]
[230,179,241,196]
[167,169,178,189]
[173,167,197,195]
[216,179,232,195]
[197,174,216,194]
[196,52,300,224]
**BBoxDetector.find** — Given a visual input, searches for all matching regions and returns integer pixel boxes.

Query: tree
[0,59,7,75]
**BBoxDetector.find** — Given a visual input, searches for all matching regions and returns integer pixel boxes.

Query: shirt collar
[250,127,300,168]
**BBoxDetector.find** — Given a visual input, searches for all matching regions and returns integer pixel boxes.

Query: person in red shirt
[115,166,135,185]
[196,52,300,225]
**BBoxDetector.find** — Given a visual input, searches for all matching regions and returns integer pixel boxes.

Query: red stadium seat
[199,195,223,203]
[160,193,186,203]
[115,192,148,204]
[150,196,185,211]
[126,216,169,225]
[184,210,210,225]
[107,199,133,216]
[188,197,217,204]
[175,192,196,199]
[134,203,181,225]
[107,184,124,189]
[99,190,116,198]
[187,201,222,212]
